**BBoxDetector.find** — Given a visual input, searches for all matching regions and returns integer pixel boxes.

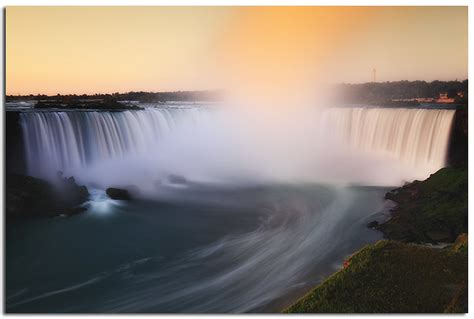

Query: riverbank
[285,238,467,313]
[380,167,467,243]
[285,166,468,313]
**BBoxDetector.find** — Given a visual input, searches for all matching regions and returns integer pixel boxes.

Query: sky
[6,6,468,95]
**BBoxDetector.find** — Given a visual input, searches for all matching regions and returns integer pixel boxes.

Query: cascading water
[321,107,455,169]
[19,106,455,187]
[8,105,456,313]
[20,108,210,179]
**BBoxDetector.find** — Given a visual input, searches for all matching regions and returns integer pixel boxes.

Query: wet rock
[167,174,187,185]
[60,177,89,207]
[367,221,379,229]
[6,174,89,220]
[122,185,141,197]
[448,105,468,168]
[106,187,131,200]
[378,167,467,244]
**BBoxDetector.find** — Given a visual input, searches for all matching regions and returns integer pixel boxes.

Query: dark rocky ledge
[6,174,89,221]
[448,104,468,167]
[377,167,467,244]
[106,187,132,200]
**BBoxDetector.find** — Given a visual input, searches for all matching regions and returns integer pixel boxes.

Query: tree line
[6,80,468,104]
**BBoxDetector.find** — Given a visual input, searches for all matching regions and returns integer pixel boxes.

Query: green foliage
[339,80,468,103]
[381,167,467,243]
[285,240,467,313]
[6,90,223,103]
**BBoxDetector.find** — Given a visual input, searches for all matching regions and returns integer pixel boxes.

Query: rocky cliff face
[6,106,468,177]
[448,105,468,168]
[380,167,467,243]
[6,111,26,174]
[6,174,89,220]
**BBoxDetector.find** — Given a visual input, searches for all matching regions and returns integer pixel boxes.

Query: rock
[385,192,396,201]
[106,187,131,200]
[448,105,468,167]
[6,174,89,220]
[367,221,379,229]
[60,178,89,207]
[6,111,26,174]
[378,167,467,244]
[122,185,141,197]
[167,174,187,185]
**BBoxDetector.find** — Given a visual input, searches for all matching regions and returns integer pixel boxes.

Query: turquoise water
[6,184,390,313]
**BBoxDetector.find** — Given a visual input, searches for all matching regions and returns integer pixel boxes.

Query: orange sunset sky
[6,6,468,95]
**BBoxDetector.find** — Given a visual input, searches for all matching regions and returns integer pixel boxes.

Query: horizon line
[6,78,469,97]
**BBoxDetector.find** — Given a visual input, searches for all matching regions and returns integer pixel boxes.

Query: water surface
[6,183,390,313]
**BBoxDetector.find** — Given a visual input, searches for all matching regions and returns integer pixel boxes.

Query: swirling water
[6,105,454,312]
[6,184,391,313]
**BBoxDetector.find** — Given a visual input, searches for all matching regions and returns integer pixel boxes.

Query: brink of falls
[19,107,455,188]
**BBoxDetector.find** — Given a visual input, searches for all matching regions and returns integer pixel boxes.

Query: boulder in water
[167,174,187,185]
[106,187,132,200]
[122,185,141,197]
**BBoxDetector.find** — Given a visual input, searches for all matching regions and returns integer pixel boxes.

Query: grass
[284,167,468,313]
[381,167,467,243]
[285,239,467,313]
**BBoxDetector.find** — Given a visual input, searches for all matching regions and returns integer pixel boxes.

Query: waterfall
[19,106,455,186]
[320,107,455,169]
[20,108,209,179]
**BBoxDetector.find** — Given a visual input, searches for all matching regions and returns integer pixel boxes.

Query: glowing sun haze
[6,6,467,95]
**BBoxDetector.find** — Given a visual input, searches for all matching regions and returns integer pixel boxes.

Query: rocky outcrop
[6,111,26,174]
[167,174,187,185]
[448,105,468,168]
[106,187,132,200]
[377,167,467,243]
[6,174,89,220]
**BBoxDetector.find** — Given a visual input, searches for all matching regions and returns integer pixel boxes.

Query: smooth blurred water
[9,104,450,313]
[6,183,391,313]
[19,106,454,186]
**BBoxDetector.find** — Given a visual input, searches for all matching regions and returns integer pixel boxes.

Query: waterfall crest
[20,107,455,186]
[321,107,455,169]
[20,108,208,178]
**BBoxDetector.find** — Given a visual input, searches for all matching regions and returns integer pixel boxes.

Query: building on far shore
[392,92,458,104]
[435,93,456,104]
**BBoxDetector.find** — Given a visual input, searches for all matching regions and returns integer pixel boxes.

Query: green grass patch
[285,240,467,313]
[381,167,467,243]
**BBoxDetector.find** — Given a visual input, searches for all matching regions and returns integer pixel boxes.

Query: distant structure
[436,92,455,104]
[372,68,377,83]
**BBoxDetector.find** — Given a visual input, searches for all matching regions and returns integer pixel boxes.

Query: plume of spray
[24,8,454,193]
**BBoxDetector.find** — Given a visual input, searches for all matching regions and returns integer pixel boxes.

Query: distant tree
[447,88,458,99]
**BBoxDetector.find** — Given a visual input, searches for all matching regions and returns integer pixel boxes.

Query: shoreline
[7,104,467,314]
[284,166,468,313]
